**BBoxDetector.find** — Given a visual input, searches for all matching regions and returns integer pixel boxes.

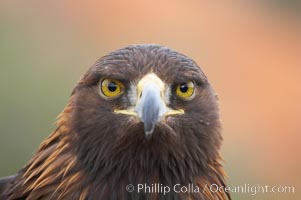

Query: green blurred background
[0,1,300,199]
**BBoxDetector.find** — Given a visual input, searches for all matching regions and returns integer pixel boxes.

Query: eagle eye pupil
[108,82,117,92]
[180,84,188,93]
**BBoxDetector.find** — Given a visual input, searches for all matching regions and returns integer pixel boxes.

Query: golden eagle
[0,44,230,200]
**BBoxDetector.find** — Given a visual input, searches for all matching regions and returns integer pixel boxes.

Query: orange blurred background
[0,1,300,199]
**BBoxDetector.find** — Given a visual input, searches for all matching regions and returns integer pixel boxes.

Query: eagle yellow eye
[175,81,195,99]
[100,78,124,98]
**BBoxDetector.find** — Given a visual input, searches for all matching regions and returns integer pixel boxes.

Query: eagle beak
[135,82,166,139]
[114,73,184,139]
[135,73,184,139]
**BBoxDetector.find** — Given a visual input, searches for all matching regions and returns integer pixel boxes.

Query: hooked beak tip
[145,131,153,140]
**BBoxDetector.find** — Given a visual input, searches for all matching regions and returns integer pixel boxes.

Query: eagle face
[71,45,221,169]
[1,44,229,200]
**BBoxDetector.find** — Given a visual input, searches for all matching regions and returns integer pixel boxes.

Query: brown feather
[2,44,231,200]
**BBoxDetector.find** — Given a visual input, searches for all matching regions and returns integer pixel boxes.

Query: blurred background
[0,0,300,199]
